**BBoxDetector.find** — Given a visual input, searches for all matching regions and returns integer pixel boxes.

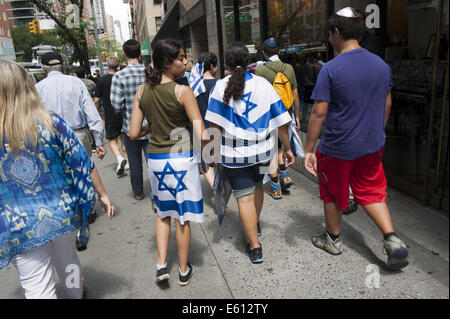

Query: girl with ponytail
[205,42,295,264]
[130,39,207,286]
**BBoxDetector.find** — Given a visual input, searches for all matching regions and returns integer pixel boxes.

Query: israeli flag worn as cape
[205,71,292,167]
[188,62,206,97]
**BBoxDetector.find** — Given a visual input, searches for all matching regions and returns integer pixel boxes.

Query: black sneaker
[76,239,87,252]
[88,211,97,224]
[179,263,194,286]
[156,267,169,283]
[343,200,359,215]
[257,222,262,237]
[246,243,263,264]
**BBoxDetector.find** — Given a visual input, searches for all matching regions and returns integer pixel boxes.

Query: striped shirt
[110,63,148,139]
[205,71,292,168]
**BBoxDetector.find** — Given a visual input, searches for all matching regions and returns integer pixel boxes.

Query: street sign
[225,15,252,23]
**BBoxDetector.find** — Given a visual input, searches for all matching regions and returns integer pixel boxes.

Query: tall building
[1,0,16,60]
[132,0,163,63]
[105,13,116,40]
[114,19,124,43]
[5,0,35,26]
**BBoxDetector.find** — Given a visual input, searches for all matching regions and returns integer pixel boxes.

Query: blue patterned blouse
[0,114,95,269]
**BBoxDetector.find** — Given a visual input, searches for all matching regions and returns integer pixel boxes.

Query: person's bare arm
[304,101,329,176]
[94,97,101,109]
[278,125,295,167]
[293,88,301,130]
[385,92,392,127]
[129,85,148,140]
[178,85,208,146]
[90,166,115,219]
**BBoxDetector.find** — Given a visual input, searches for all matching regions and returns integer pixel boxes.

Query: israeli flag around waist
[205,71,292,167]
[188,62,206,97]
[147,151,204,225]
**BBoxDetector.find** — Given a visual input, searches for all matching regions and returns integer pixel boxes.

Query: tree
[29,0,92,74]
[11,24,60,62]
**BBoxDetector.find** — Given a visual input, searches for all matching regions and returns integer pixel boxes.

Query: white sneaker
[125,162,130,170]
[116,158,127,176]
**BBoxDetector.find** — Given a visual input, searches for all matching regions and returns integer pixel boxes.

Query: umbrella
[213,165,233,226]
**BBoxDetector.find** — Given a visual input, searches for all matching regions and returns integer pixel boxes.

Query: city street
[1,145,448,299]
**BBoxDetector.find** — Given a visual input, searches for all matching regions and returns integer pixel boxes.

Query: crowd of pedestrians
[0,7,409,299]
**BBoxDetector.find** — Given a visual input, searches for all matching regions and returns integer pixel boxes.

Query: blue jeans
[123,134,149,197]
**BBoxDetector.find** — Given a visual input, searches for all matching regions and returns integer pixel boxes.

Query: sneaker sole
[387,247,409,270]
[245,252,264,264]
[156,274,170,282]
[179,266,195,286]
[311,238,342,256]
[268,193,282,200]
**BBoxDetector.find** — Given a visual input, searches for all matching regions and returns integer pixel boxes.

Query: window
[154,0,161,4]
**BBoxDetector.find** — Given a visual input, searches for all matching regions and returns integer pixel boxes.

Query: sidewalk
[1,146,448,299]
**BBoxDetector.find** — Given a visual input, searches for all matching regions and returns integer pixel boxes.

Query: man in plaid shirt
[111,40,150,200]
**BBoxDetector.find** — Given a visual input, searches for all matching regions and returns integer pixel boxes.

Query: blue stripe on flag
[208,98,287,131]
[192,77,203,91]
[154,196,203,215]
[148,151,194,160]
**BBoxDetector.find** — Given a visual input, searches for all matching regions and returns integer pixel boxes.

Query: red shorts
[316,147,387,211]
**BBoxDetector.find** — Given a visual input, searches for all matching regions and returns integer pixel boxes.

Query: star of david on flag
[154,162,188,198]
[240,92,257,120]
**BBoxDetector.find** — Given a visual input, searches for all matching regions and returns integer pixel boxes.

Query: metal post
[234,0,240,41]
[326,0,335,61]
[89,0,104,77]
[215,0,225,78]
[259,0,267,42]
[424,0,444,205]
[434,48,449,190]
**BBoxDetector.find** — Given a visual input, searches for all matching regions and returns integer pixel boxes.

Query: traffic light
[36,20,43,34]
[29,20,37,34]
[104,32,109,41]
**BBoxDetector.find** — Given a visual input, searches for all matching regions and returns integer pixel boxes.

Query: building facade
[0,0,16,61]
[5,0,34,26]
[132,0,163,63]
[133,0,449,211]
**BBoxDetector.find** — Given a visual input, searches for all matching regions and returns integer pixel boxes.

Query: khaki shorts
[75,128,93,157]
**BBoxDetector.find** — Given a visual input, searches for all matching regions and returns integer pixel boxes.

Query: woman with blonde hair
[0,60,115,299]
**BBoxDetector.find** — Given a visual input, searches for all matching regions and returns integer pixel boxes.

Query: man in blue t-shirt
[304,7,408,271]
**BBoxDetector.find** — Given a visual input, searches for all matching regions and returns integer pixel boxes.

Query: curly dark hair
[146,39,182,86]
[223,43,249,105]
[328,13,364,41]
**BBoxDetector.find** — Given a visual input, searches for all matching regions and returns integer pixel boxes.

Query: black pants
[123,134,149,197]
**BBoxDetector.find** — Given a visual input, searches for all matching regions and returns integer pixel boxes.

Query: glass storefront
[222,0,236,46]
[267,0,327,47]
[238,0,261,48]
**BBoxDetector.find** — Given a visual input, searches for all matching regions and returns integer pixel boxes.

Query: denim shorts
[223,162,269,199]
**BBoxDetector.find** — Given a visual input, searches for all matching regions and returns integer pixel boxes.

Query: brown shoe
[134,194,145,200]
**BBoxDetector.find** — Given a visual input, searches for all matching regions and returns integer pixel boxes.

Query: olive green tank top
[139,81,192,154]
